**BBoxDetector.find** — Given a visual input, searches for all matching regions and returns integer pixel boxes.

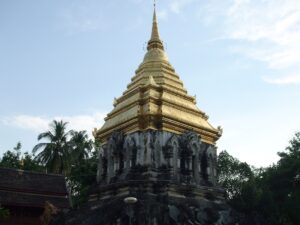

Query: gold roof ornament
[148,6,164,51]
[95,5,221,145]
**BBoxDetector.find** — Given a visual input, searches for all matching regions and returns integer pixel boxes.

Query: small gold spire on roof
[144,75,157,86]
[147,1,164,51]
[113,97,118,106]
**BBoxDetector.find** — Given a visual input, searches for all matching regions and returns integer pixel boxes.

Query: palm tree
[33,120,72,174]
[69,130,93,163]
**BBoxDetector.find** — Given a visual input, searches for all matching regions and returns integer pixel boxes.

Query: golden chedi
[94,9,222,146]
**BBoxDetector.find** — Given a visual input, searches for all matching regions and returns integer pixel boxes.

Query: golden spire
[147,1,164,51]
[95,1,221,146]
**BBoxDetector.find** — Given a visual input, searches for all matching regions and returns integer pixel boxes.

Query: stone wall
[97,130,218,187]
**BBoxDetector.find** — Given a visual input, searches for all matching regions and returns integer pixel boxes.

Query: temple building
[0,168,70,225]
[51,6,238,225]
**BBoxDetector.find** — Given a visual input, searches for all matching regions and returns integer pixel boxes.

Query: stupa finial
[147,0,164,51]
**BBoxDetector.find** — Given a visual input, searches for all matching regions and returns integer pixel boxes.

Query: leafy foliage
[218,150,253,198]
[218,132,300,225]
[67,130,96,207]
[0,142,43,172]
[33,120,72,174]
[67,149,98,208]
[0,142,21,169]
[69,130,93,163]
[31,120,97,206]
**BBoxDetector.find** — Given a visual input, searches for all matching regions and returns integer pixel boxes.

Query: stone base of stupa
[50,131,239,225]
[51,180,238,225]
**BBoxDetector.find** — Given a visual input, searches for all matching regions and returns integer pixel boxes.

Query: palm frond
[32,142,48,154]
[37,131,54,141]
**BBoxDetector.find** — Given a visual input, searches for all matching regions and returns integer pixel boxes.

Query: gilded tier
[94,9,222,145]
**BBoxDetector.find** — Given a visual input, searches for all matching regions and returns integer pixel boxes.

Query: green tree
[0,142,44,172]
[0,142,22,169]
[33,120,72,174]
[218,132,300,225]
[21,152,44,172]
[218,150,253,199]
[259,132,300,225]
[67,144,99,208]
[69,130,93,163]
[65,131,95,207]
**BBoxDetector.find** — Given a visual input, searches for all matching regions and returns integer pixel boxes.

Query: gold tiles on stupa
[94,8,222,145]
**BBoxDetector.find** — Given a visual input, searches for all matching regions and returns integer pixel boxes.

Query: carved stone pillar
[97,147,104,184]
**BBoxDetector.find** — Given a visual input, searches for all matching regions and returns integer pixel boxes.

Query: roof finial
[153,0,157,24]
[147,0,164,51]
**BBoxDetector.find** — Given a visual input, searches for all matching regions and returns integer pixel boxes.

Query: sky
[1,0,300,167]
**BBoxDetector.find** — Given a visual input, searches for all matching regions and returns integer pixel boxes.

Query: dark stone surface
[97,131,218,187]
[51,131,241,225]
[51,181,240,225]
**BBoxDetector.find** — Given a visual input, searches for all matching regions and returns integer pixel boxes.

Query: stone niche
[96,130,218,187]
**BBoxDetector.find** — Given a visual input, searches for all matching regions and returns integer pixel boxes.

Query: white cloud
[54,113,106,135]
[200,0,300,84]
[169,0,194,14]
[58,2,107,34]
[263,74,300,85]
[2,115,49,133]
[1,113,106,137]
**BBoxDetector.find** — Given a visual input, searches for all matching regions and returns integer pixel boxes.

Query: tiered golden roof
[94,9,222,145]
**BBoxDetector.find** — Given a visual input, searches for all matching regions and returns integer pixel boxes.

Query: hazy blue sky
[1,0,300,167]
